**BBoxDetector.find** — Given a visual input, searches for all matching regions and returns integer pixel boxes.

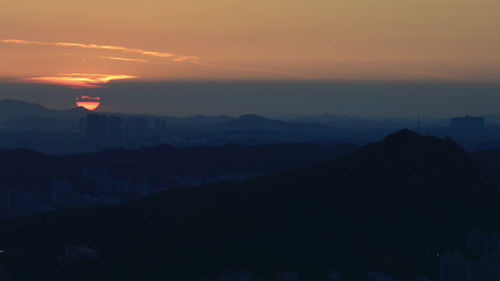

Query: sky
[0,0,499,116]
[1,0,500,82]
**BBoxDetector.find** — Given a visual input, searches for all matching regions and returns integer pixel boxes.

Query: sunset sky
[1,0,500,117]
[1,0,500,84]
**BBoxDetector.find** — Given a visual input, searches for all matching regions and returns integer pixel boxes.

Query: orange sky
[1,0,499,83]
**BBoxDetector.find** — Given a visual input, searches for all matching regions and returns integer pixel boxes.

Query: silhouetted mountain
[213,114,329,132]
[0,130,495,281]
[65,106,93,116]
[292,114,415,129]
[0,99,56,121]
[472,149,500,186]
[0,99,90,123]
[0,100,91,132]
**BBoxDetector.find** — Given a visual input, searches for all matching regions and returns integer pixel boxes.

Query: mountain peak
[66,106,92,113]
[323,129,488,196]
[384,128,419,139]
[380,129,464,153]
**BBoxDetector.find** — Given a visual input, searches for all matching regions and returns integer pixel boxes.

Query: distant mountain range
[6,98,500,153]
[0,99,408,130]
[291,114,421,128]
[1,130,498,281]
[3,98,500,131]
[0,99,90,123]
[162,114,234,128]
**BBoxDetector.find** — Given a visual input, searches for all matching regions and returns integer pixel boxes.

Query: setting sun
[76,96,101,111]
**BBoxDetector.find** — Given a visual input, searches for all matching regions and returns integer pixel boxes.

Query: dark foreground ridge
[0,130,497,281]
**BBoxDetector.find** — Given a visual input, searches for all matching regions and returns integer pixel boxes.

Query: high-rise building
[85,114,123,143]
[109,115,123,142]
[441,229,500,281]
[124,117,149,133]
[155,119,167,131]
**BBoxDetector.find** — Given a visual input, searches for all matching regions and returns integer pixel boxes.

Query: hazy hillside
[213,114,328,132]
[163,114,234,128]
[0,142,357,218]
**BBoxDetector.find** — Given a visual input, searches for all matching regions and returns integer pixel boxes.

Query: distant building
[63,245,99,262]
[82,167,132,194]
[124,117,149,133]
[326,270,341,281]
[275,269,299,281]
[441,229,500,281]
[79,116,86,133]
[440,252,500,281]
[219,269,255,281]
[155,119,167,131]
[450,116,485,130]
[365,272,400,281]
[109,115,123,141]
[465,228,500,261]
[417,276,434,281]
[86,114,107,142]
[0,265,13,281]
[440,252,468,281]
[50,179,73,205]
[85,114,122,143]
[0,187,22,217]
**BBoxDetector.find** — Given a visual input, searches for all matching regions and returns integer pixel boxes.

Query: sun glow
[25,73,138,88]
[76,96,101,111]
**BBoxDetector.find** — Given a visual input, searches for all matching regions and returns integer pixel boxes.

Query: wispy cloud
[1,38,308,80]
[0,39,200,63]
[101,56,150,63]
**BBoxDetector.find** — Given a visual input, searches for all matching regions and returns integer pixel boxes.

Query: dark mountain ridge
[0,130,497,281]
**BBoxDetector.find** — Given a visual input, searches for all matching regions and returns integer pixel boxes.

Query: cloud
[24,73,138,88]
[0,39,200,63]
